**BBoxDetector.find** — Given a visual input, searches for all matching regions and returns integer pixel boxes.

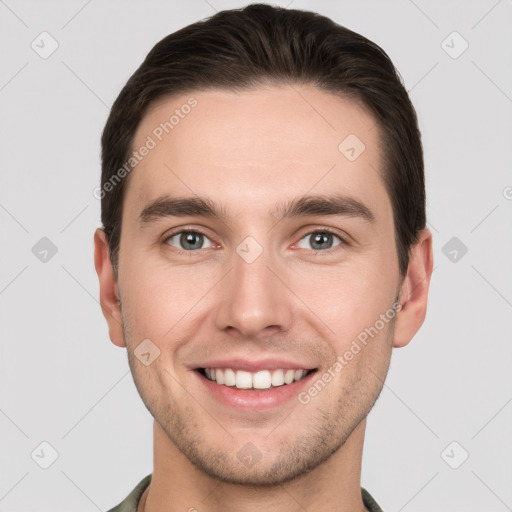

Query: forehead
[126,85,390,223]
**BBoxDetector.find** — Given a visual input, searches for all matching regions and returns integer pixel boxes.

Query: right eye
[164,230,214,251]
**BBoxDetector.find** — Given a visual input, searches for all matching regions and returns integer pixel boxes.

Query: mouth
[191,358,319,410]
[197,367,316,390]
[197,368,316,391]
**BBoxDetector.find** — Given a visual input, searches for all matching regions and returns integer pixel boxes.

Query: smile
[199,367,313,390]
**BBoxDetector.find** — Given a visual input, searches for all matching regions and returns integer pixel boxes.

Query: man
[94,4,433,511]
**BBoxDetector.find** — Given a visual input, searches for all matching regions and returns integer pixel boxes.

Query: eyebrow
[138,193,375,226]
[277,194,375,223]
[139,196,226,225]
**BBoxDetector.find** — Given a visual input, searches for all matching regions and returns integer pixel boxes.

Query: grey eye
[166,231,213,251]
[297,231,342,251]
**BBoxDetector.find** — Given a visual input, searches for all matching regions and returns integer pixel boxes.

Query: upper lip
[192,358,317,372]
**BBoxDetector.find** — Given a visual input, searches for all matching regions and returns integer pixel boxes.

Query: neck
[142,419,368,512]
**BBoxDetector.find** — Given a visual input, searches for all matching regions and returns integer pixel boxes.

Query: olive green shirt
[106,474,384,511]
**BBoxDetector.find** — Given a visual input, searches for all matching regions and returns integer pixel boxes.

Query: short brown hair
[101,3,425,277]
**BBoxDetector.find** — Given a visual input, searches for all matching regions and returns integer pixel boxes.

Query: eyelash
[162,227,348,256]
[295,228,348,255]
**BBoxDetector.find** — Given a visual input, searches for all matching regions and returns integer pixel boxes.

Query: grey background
[1,0,511,510]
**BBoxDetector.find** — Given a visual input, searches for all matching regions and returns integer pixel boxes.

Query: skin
[95,85,433,512]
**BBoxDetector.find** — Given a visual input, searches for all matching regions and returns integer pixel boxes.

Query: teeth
[224,368,236,387]
[253,370,272,389]
[202,367,310,389]
[271,369,284,387]
[235,370,253,389]
[284,369,295,384]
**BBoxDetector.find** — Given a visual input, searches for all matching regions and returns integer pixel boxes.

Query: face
[99,85,420,485]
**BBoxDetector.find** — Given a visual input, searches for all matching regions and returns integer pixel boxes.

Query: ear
[94,228,126,347]
[393,228,434,348]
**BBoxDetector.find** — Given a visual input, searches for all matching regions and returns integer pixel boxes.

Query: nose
[214,245,293,340]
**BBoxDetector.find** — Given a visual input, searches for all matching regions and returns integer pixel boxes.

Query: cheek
[119,255,216,341]
[292,259,398,353]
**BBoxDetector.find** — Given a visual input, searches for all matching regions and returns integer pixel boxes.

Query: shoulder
[106,474,152,512]
[362,487,384,512]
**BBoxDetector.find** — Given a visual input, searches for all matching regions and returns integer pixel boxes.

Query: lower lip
[195,370,317,411]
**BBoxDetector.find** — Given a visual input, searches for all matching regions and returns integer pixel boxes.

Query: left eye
[165,231,213,251]
[297,231,343,251]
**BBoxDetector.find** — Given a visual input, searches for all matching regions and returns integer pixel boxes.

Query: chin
[165,421,348,488]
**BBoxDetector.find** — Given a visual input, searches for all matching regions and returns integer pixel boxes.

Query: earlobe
[393,228,434,348]
[94,228,126,348]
